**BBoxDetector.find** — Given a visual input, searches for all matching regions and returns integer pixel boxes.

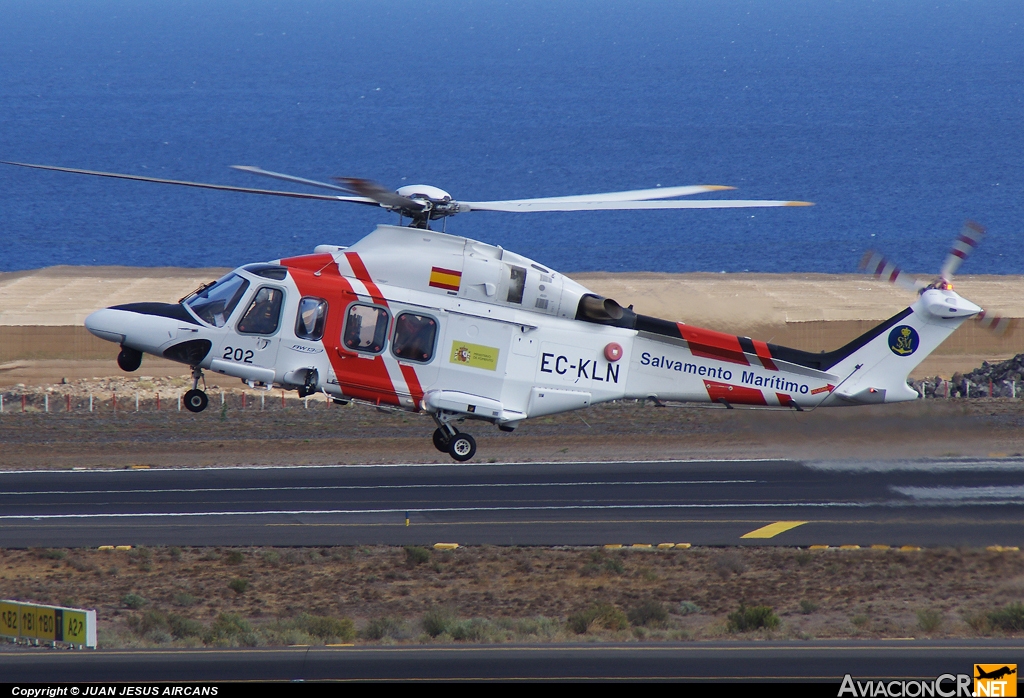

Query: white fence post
[135,392,139,411]
[89,394,93,412]
[44,394,49,413]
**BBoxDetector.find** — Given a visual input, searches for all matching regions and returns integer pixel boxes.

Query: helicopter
[0,160,992,461]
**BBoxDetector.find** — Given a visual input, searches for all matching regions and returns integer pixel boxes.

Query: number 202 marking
[222,347,254,364]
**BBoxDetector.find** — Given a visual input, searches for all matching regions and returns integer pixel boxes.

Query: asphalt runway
[3,640,1022,682]
[1,458,1023,548]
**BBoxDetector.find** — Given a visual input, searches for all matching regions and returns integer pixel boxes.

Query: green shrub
[423,607,455,637]
[297,614,355,643]
[207,613,258,646]
[451,619,487,642]
[604,558,625,575]
[128,609,167,636]
[168,614,205,639]
[715,553,747,579]
[916,609,943,633]
[678,601,702,616]
[225,551,245,565]
[567,603,629,634]
[628,600,668,628]
[988,602,1024,631]
[122,593,147,609]
[363,617,404,641]
[727,605,780,632]
[228,578,249,594]
[173,593,197,607]
[799,600,819,615]
[404,546,430,567]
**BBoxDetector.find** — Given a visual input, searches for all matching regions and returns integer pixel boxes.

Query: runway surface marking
[9,496,1024,521]
[0,502,894,520]
[892,485,1024,501]
[0,458,792,476]
[740,521,808,538]
[0,479,759,497]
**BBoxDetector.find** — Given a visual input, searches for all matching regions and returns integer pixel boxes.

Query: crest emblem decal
[888,325,919,356]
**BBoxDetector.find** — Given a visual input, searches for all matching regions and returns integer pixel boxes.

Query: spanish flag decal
[429,267,462,292]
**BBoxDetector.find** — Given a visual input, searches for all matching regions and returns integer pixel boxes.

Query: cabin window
[342,304,389,353]
[392,313,438,363]
[186,274,250,328]
[295,297,328,341]
[507,266,526,304]
[236,287,284,335]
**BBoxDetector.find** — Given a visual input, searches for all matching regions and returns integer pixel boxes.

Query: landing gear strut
[183,365,209,413]
[431,415,477,462]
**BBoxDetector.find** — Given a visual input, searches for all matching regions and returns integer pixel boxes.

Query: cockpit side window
[295,297,328,341]
[186,274,250,328]
[507,266,526,304]
[237,287,285,335]
[342,304,389,354]
[392,313,437,363]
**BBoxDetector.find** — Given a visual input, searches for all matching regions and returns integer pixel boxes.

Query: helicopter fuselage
[84,224,981,460]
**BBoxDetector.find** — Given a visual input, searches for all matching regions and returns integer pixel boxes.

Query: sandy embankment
[1,266,1022,387]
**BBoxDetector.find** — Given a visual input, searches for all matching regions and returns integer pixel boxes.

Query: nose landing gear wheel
[447,433,477,462]
[432,427,453,453]
[117,347,143,372]
[183,389,209,413]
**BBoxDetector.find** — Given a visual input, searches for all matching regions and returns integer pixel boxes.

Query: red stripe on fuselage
[677,324,750,365]
[280,255,401,406]
[751,340,778,371]
[345,252,387,305]
[703,379,767,406]
[344,251,424,409]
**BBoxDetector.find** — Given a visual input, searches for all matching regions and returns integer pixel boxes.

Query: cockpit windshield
[185,273,250,327]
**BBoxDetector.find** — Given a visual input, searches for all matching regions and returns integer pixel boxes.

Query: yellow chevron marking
[740,521,808,539]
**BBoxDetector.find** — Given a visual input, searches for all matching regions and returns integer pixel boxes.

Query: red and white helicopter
[1,161,993,460]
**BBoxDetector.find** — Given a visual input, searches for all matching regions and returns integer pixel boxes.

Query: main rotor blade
[334,177,428,212]
[488,184,736,205]
[230,165,354,193]
[0,161,377,205]
[859,250,927,292]
[939,220,986,282]
[459,199,813,212]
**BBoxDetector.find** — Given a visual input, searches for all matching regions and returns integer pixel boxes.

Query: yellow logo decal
[888,325,919,356]
[449,342,499,371]
[976,664,1017,697]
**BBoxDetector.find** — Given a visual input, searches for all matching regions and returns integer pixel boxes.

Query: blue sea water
[0,0,1022,276]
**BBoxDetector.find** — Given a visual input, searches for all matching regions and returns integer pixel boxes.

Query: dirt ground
[4,376,1024,648]
[3,544,1023,648]
[3,372,1024,468]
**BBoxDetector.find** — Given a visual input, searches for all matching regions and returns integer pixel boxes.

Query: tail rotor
[860,220,1013,336]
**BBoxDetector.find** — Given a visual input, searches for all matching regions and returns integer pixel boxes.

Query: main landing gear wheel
[447,433,477,462]
[432,427,453,453]
[183,389,209,413]
[117,347,142,372]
